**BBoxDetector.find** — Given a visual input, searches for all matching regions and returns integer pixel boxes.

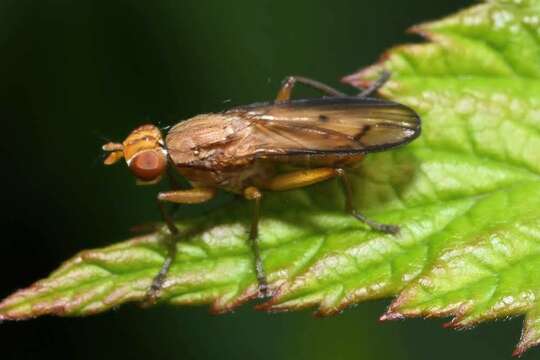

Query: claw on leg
[351,209,400,235]
[143,232,178,306]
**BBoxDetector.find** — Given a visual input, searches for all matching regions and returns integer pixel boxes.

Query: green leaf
[2,0,540,355]
[344,0,540,354]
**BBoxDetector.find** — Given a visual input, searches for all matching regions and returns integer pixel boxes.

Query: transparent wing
[228,97,421,158]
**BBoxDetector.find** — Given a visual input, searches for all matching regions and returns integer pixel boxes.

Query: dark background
[1,0,533,359]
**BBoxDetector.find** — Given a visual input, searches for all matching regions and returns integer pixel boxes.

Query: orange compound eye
[129,150,167,181]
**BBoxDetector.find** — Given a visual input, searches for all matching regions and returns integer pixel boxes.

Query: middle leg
[243,186,268,297]
[242,169,340,298]
[145,187,217,304]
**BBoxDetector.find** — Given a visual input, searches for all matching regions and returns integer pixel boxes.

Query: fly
[102,72,421,302]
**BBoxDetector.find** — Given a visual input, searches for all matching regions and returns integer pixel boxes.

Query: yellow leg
[261,168,339,191]
[156,187,216,234]
[158,187,216,204]
[146,187,216,305]
[261,167,399,233]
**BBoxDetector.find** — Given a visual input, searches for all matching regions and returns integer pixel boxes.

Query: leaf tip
[513,328,540,358]
[209,286,260,314]
[512,345,527,358]
[380,310,406,322]
[342,63,388,89]
[255,299,285,313]
[442,320,460,329]
[406,22,433,40]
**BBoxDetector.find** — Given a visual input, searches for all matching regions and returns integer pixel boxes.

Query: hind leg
[262,167,399,234]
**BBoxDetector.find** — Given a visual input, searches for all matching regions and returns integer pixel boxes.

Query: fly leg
[275,71,390,101]
[262,167,399,234]
[244,170,339,297]
[262,168,339,191]
[357,70,391,98]
[243,186,268,297]
[336,168,399,234]
[276,76,345,101]
[145,187,216,305]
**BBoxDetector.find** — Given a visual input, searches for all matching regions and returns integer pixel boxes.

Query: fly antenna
[102,142,124,152]
[102,142,124,165]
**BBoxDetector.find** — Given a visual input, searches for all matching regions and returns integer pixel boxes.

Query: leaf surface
[3,0,540,355]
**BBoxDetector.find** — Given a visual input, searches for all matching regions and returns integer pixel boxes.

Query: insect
[102,72,421,302]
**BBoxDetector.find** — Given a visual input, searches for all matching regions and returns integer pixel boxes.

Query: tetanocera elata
[102,72,421,302]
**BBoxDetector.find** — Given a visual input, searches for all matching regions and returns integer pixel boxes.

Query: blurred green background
[1,0,534,359]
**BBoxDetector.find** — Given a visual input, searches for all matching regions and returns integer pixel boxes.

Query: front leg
[145,187,216,304]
